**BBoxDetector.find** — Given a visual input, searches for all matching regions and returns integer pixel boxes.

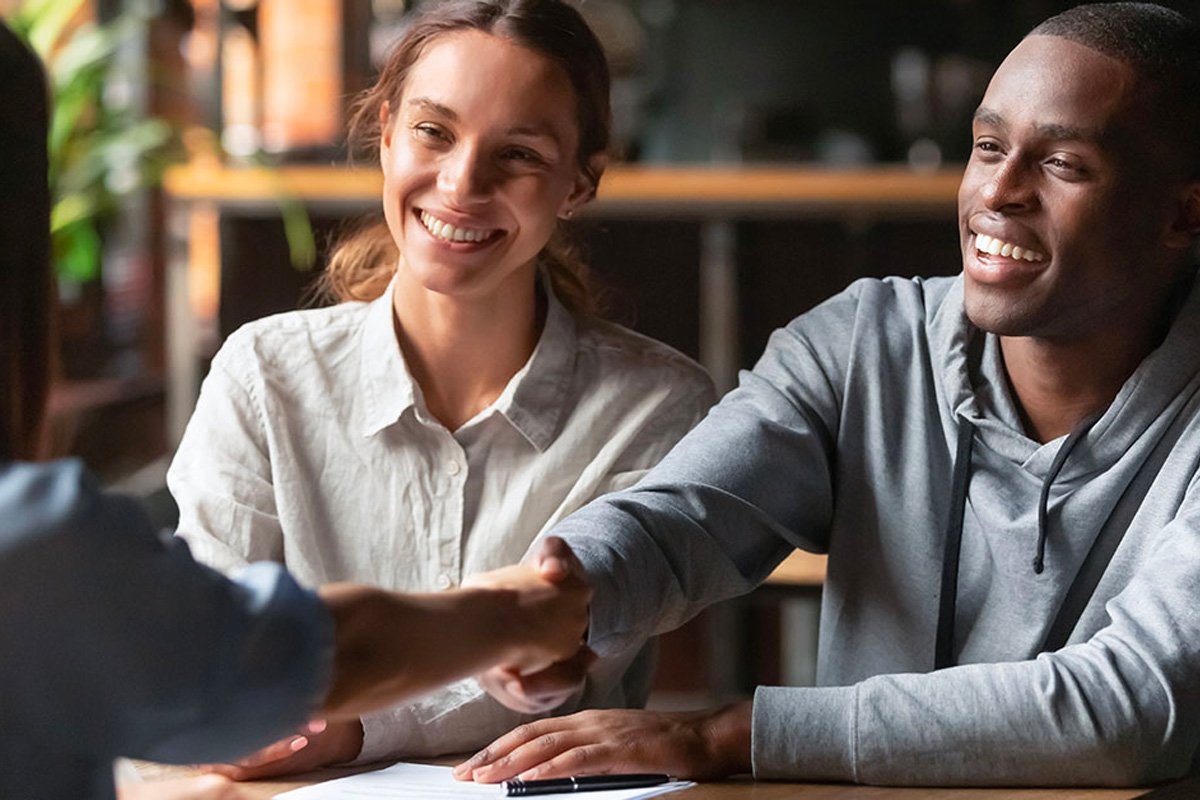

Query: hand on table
[117,774,251,800]
[463,536,593,679]
[453,703,754,784]
[201,718,363,781]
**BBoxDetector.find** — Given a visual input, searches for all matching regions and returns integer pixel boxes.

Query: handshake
[319,535,595,720]
[198,536,597,784]
[462,536,597,715]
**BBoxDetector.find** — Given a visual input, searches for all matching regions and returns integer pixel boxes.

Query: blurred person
[456,2,1200,788]
[0,21,589,800]
[167,0,715,780]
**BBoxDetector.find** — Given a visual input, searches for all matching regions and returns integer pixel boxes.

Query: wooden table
[135,762,1146,799]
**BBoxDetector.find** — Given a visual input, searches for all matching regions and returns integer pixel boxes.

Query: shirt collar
[359,273,417,437]
[357,271,578,450]
[491,274,577,452]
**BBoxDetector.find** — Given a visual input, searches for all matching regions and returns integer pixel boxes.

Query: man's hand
[452,703,753,783]
[201,719,363,781]
[463,536,593,677]
[467,537,594,712]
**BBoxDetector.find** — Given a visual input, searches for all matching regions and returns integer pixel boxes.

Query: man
[0,22,589,800]
[457,2,1200,787]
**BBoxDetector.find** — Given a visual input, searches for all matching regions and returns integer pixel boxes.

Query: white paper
[275,762,692,800]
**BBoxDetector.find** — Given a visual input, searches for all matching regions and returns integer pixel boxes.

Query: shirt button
[447,460,462,477]
[436,573,453,590]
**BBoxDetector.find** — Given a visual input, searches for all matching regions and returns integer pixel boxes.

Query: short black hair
[1032,3,1200,173]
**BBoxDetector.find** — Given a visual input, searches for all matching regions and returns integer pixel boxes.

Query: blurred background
[6,0,1200,708]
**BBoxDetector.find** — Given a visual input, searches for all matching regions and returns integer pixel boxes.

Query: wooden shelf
[766,550,827,587]
[163,162,962,216]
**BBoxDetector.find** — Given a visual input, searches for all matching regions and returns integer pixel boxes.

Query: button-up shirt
[168,277,715,760]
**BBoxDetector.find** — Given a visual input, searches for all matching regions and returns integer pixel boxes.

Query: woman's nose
[438,146,490,206]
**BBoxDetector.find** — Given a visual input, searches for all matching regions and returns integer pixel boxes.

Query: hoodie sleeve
[550,284,857,661]
[753,494,1200,786]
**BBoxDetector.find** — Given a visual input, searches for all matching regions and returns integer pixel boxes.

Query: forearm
[316,585,518,718]
[753,654,1185,786]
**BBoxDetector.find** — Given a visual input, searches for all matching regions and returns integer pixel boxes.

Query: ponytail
[312,219,396,304]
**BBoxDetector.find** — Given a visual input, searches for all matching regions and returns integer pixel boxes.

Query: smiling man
[456,2,1200,788]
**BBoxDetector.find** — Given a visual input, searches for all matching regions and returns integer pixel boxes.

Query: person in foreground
[0,22,589,800]
[456,2,1200,787]
[168,0,713,780]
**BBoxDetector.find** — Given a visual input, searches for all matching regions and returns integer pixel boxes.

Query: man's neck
[999,328,1156,444]
[998,269,1195,443]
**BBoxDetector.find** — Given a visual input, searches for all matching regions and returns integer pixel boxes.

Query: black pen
[503,773,673,796]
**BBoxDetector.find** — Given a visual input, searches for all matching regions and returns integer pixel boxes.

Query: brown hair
[316,0,612,316]
[0,24,53,461]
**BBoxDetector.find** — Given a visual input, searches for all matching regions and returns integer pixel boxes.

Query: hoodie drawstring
[935,418,975,670]
[935,413,1101,669]
[1032,414,1099,574]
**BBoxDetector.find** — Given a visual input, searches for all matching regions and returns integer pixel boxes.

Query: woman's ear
[560,152,609,219]
[379,101,394,159]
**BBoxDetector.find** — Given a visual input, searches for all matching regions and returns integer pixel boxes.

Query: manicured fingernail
[289,736,309,752]
[306,719,327,734]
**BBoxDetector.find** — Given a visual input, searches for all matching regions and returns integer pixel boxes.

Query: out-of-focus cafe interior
[8,0,1198,711]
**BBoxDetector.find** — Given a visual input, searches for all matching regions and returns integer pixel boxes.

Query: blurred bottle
[256,0,372,160]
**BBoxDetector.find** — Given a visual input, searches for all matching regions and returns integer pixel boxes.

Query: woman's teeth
[419,211,495,243]
[975,233,1045,262]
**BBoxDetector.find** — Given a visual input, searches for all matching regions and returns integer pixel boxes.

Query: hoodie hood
[924,272,1200,666]
[929,273,1200,482]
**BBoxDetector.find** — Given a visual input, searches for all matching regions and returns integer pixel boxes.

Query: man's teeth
[419,211,494,243]
[975,233,1044,262]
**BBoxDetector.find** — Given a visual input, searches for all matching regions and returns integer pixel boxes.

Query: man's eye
[1046,157,1086,177]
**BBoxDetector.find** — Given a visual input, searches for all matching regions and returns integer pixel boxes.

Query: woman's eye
[413,124,449,143]
[501,147,544,165]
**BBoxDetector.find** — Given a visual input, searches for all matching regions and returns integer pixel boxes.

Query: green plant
[6,0,175,284]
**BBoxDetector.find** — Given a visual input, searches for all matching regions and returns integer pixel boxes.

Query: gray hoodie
[553,274,1200,786]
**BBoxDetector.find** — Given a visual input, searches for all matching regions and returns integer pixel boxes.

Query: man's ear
[559,152,609,219]
[1166,179,1200,250]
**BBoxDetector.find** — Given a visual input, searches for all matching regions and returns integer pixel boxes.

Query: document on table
[275,762,693,799]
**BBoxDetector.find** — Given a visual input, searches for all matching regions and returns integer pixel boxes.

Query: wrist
[331,718,365,764]
[700,701,753,777]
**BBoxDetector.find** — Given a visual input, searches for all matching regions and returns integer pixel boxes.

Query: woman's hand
[117,774,251,800]
[453,703,753,784]
[474,647,596,714]
[201,719,363,781]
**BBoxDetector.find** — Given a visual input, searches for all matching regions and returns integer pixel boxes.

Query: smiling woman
[166,0,716,784]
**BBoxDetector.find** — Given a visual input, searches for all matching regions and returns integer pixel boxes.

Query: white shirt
[168,277,716,760]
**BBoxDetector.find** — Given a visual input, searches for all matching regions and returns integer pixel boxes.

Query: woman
[168,0,715,779]
[0,20,589,800]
